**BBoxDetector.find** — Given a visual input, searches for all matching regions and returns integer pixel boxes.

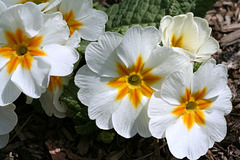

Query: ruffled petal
[193,59,227,99]
[144,46,190,91]
[77,9,108,41]
[75,65,119,129]
[166,118,210,160]
[112,95,149,138]
[85,32,123,77]
[0,104,17,135]
[38,12,69,46]
[41,44,79,76]
[0,134,9,149]
[116,25,161,68]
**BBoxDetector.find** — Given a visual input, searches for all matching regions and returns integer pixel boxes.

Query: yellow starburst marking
[107,55,161,108]
[48,76,63,92]
[0,28,46,74]
[171,87,212,130]
[63,10,83,36]
[170,35,183,48]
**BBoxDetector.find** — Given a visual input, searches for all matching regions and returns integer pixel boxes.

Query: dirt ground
[0,0,240,159]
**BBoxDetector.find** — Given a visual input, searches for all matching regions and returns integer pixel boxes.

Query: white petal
[0,134,9,149]
[0,67,21,106]
[39,12,69,46]
[193,59,227,99]
[144,46,191,91]
[166,118,210,160]
[77,9,108,41]
[148,92,178,138]
[41,0,62,12]
[65,30,81,48]
[195,37,219,61]
[0,2,42,37]
[39,89,66,118]
[116,25,161,68]
[135,104,151,138]
[59,0,92,20]
[0,0,21,7]
[85,32,123,77]
[75,65,118,129]
[112,95,149,138]
[41,44,79,76]
[206,85,232,115]
[0,1,7,15]
[159,15,172,34]
[202,111,227,143]
[11,63,47,98]
[0,104,17,135]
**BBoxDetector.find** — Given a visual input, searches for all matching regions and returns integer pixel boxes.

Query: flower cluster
[0,0,107,148]
[75,13,232,160]
[0,0,232,159]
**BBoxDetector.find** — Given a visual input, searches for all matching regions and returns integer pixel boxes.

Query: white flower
[148,59,232,159]
[160,12,219,62]
[39,76,68,118]
[57,0,108,40]
[1,0,62,12]
[0,1,7,14]
[0,104,18,148]
[0,2,79,105]
[75,25,190,138]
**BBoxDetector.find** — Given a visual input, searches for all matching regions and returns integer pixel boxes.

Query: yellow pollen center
[186,101,197,110]
[128,74,142,86]
[16,44,28,55]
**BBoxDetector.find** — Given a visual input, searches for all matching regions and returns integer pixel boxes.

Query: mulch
[0,0,240,159]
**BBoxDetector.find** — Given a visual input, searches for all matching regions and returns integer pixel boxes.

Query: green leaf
[193,62,203,72]
[97,131,115,144]
[105,0,217,32]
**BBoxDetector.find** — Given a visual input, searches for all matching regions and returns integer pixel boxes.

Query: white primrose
[57,0,108,40]
[0,2,79,106]
[0,0,62,12]
[75,25,190,138]
[0,104,18,148]
[160,12,219,62]
[148,59,232,159]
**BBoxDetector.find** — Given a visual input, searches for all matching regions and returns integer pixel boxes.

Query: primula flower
[160,12,219,62]
[39,76,67,118]
[148,59,232,159]
[75,25,190,138]
[1,0,62,12]
[0,104,18,148]
[0,1,7,14]
[0,2,79,105]
[57,0,108,40]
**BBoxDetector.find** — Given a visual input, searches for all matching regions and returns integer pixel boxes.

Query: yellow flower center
[63,10,83,36]
[107,55,161,108]
[172,87,212,130]
[0,28,46,74]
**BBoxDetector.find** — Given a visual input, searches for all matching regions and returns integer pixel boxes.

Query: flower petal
[65,30,81,48]
[148,92,177,138]
[77,9,108,41]
[112,95,149,138]
[206,85,232,115]
[135,105,151,137]
[201,111,227,144]
[0,1,6,15]
[144,46,190,91]
[0,2,42,37]
[38,12,69,46]
[116,25,161,68]
[0,104,17,135]
[75,65,119,129]
[41,44,79,76]
[0,67,21,106]
[0,134,9,149]
[166,118,210,160]
[11,61,48,98]
[193,59,227,99]
[85,32,123,77]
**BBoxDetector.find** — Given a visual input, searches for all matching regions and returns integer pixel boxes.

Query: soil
[0,0,240,159]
